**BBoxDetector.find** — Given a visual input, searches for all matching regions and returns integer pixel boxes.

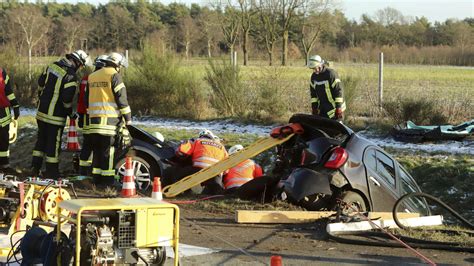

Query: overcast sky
[58,0,473,23]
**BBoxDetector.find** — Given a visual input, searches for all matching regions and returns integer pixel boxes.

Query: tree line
[0,0,472,66]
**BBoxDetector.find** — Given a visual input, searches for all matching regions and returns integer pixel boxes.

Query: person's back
[189,137,227,168]
[223,158,263,190]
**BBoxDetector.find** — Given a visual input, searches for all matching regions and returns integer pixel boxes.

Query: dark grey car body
[281,114,427,213]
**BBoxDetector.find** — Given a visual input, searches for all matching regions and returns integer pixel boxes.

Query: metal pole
[378,52,384,108]
[233,51,237,68]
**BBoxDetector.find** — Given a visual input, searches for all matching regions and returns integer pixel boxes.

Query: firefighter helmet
[198,129,217,140]
[228,144,244,155]
[94,54,108,67]
[68,50,92,67]
[106,52,128,68]
[307,55,324,69]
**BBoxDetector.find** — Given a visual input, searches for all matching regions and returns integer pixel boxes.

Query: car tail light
[324,147,348,169]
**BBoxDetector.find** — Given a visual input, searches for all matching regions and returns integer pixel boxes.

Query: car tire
[297,193,332,211]
[116,153,158,192]
[339,191,367,214]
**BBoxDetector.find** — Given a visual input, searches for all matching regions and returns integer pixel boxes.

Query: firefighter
[175,129,228,194]
[0,68,20,172]
[223,144,263,193]
[85,52,131,187]
[308,55,346,121]
[77,55,108,177]
[32,50,91,179]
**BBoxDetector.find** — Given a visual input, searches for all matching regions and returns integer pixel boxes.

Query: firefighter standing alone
[32,50,91,178]
[85,53,131,188]
[308,55,346,121]
[0,68,20,172]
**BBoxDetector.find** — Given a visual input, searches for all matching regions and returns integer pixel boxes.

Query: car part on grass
[18,198,179,265]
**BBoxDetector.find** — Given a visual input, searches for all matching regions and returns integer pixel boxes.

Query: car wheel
[339,191,367,215]
[116,154,157,192]
[297,193,332,211]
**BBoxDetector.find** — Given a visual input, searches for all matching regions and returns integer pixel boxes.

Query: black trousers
[89,133,116,186]
[32,120,64,179]
[0,124,9,167]
[79,133,92,176]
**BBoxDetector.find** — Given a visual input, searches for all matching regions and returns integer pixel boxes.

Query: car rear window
[375,151,396,187]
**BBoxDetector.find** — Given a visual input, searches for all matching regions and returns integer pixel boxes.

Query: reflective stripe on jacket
[87,67,131,136]
[36,59,77,126]
[223,159,263,189]
[309,67,345,119]
[176,138,228,169]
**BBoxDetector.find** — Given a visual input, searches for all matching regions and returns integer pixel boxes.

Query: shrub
[125,44,209,119]
[382,98,448,125]
[204,60,248,117]
[245,67,291,123]
[0,46,41,107]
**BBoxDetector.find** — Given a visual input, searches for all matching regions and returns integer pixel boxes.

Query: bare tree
[197,9,221,57]
[279,0,304,65]
[256,0,280,65]
[177,15,199,59]
[237,0,257,65]
[221,5,241,57]
[297,0,334,64]
[374,7,407,26]
[59,15,91,53]
[8,6,50,80]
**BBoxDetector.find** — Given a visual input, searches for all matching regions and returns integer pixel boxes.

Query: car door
[363,148,399,211]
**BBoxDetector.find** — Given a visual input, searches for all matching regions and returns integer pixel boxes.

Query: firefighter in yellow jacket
[32,50,90,178]
[0,68,20,172]
[85,52,131,187]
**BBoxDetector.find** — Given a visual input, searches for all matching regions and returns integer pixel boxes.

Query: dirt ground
[172,205,474,265]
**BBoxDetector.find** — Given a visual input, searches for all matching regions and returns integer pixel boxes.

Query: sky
[55,0,473,23]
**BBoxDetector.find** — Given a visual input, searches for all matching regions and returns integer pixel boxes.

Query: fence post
[233,51,237,69]
[378,52,384,109]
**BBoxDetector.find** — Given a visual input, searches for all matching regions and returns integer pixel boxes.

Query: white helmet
[68,50,92,67]
[307,55,324,69]
[228,144,244,155]
[94,54,108,67]
[198,129,217,140]
[106,52,128,68]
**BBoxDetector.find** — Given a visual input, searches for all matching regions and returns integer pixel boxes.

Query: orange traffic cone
[270,255,282,266]
[66,118,81,151]
[121,157,136,197]
[151,177,163,200]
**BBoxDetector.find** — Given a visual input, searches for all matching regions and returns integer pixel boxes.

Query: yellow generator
[19,198,179,266]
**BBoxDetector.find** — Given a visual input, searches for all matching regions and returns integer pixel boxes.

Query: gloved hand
[69,112,79,120]
[125,119,132,126]
[13,107,20,120]
[335,108,343,120]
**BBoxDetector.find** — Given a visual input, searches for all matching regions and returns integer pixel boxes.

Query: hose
[392,192,474,230]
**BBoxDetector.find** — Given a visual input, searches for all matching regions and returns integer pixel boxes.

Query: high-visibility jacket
[0,68,19,127]
[176,137,228,169]
[223,159,263,190]
[36,58,78,126]
[86,67,131,136]
[310,67,345,119]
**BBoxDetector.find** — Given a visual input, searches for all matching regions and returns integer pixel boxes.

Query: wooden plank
[326,215,443,233]
[235,210,420,224]
[367,212,420,220]
[236,210,336,224]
